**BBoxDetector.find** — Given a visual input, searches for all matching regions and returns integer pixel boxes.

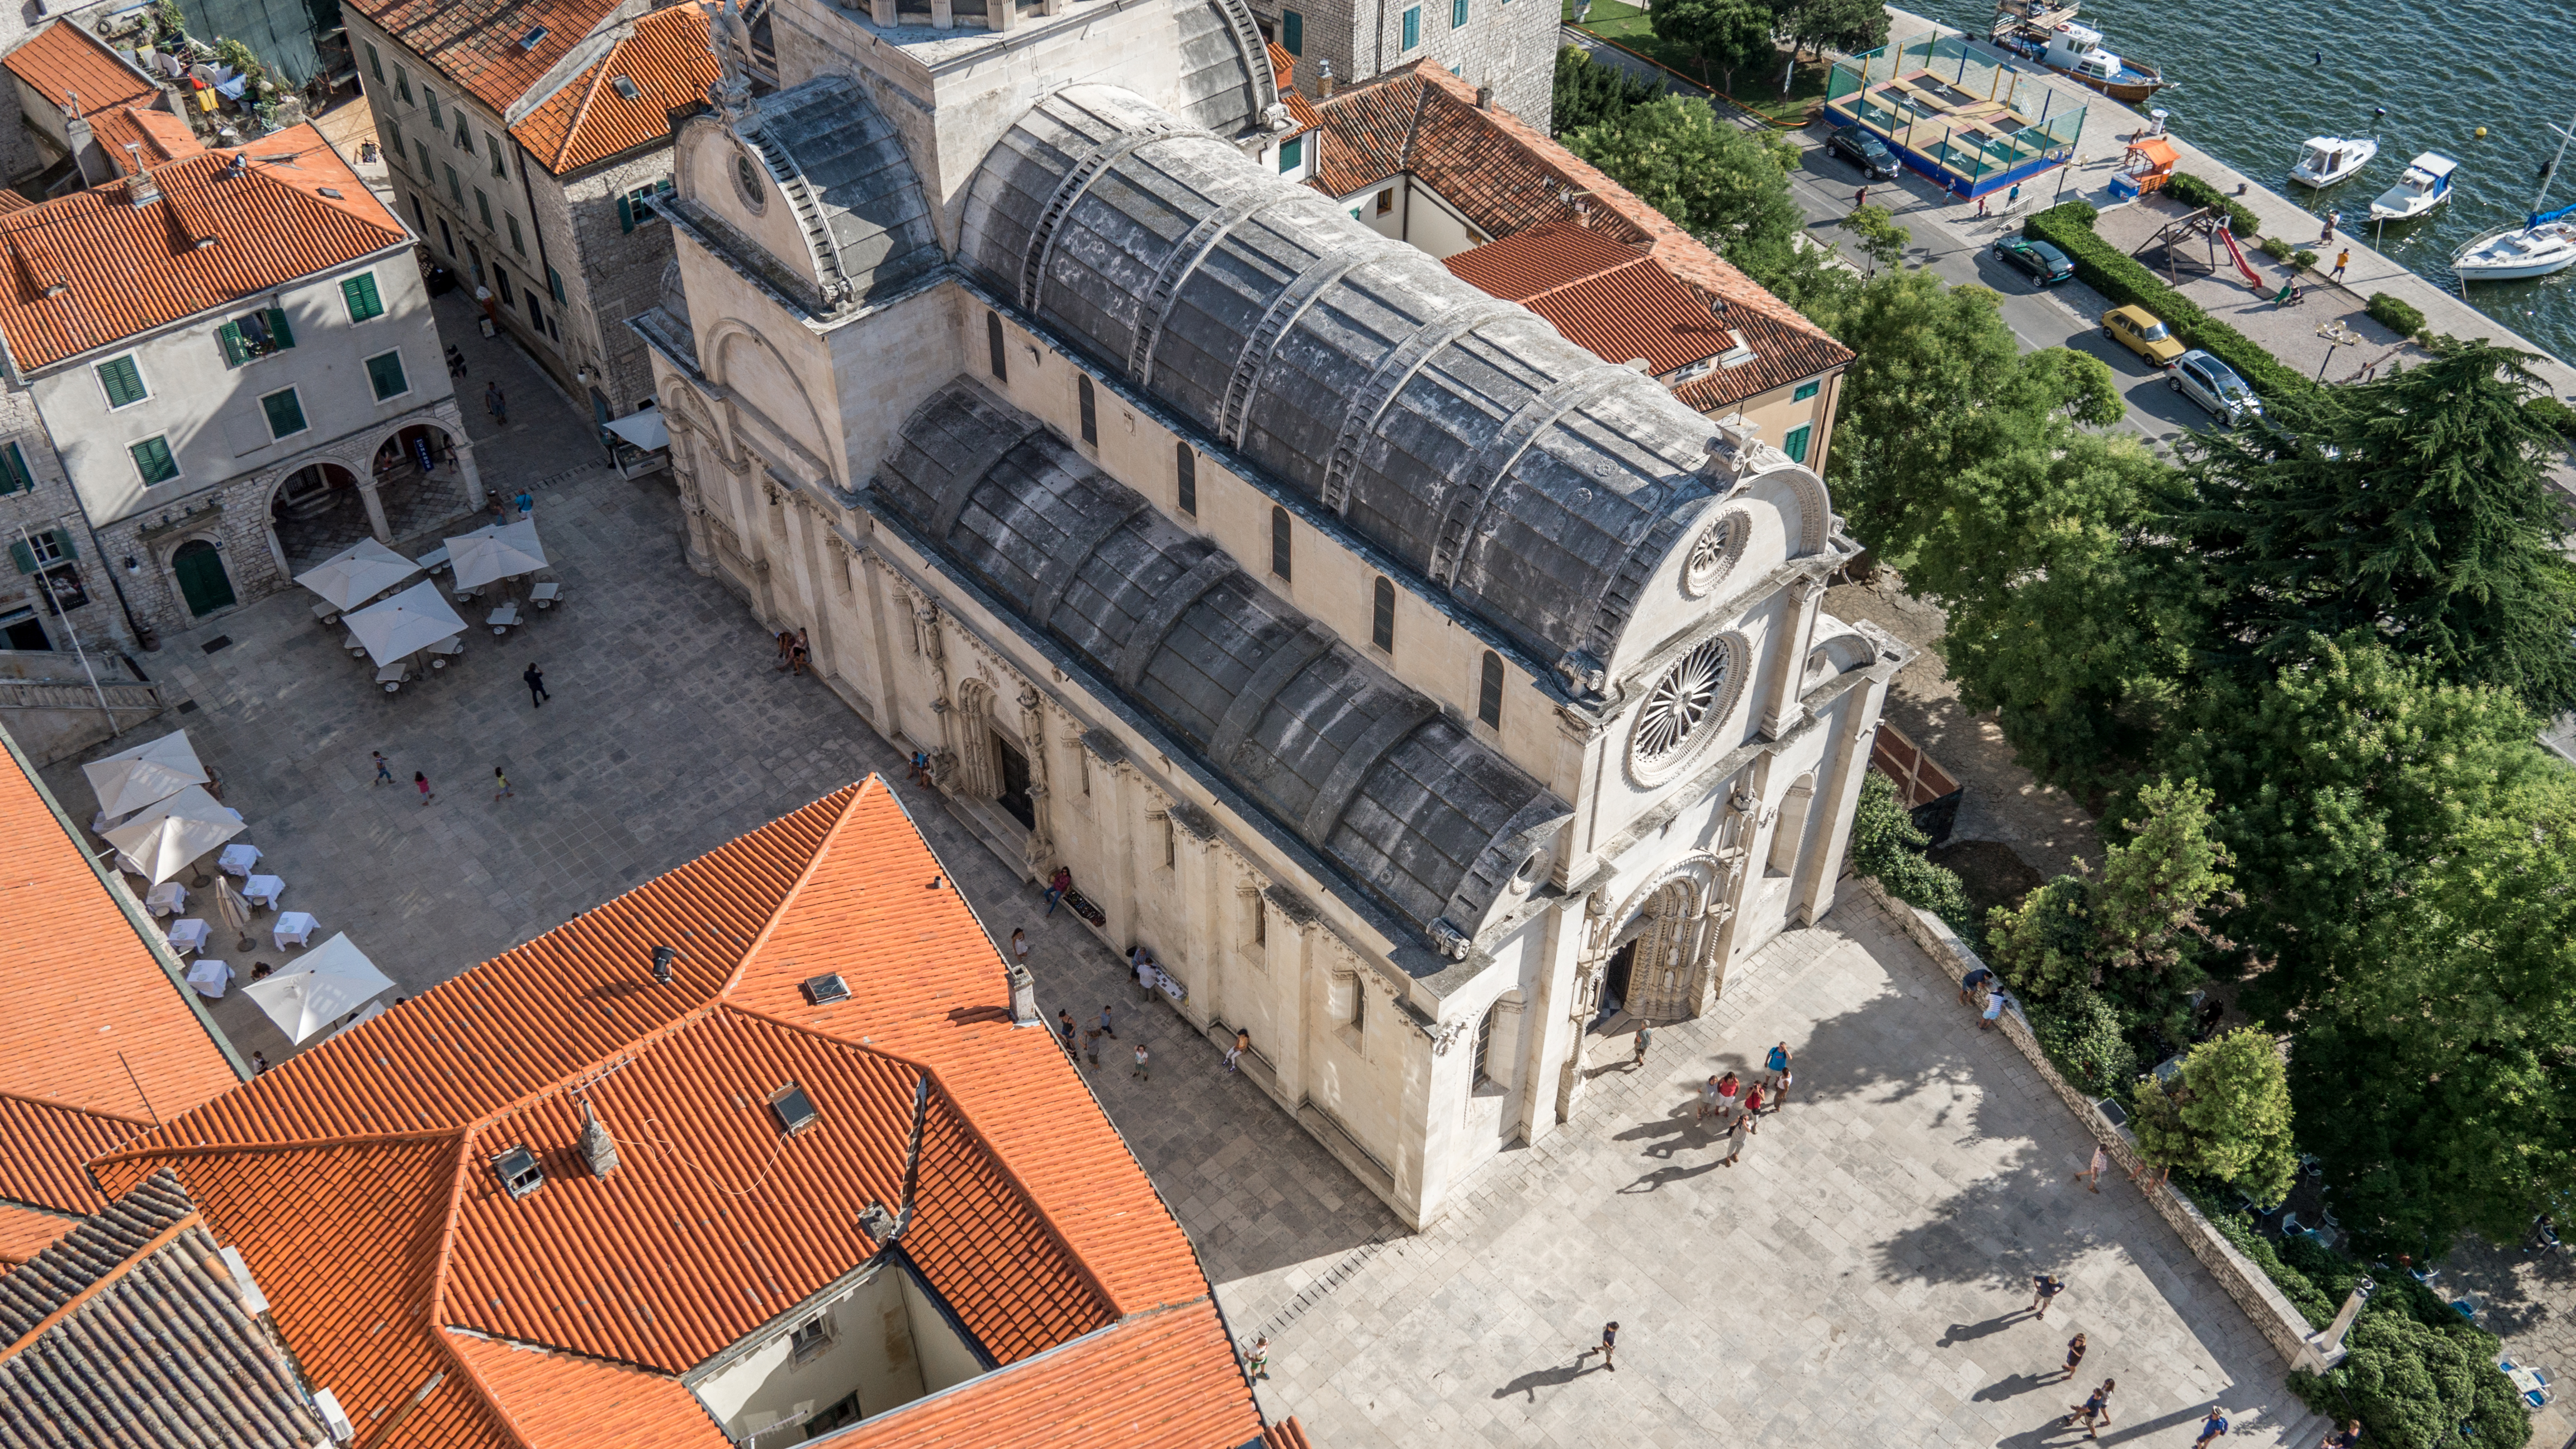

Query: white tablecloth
[184,959,235,998]
[243,874,285,908]
[145,881,187,917]
[273,911,319,949]
[219,843,261,877]
[164,918,211,954]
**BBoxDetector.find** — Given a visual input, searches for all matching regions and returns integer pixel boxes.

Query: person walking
[1097,1003,1116,1039]
[2007,181,2021,210]
[485,382,507,427]
[2063,1378,2115,1438]
[2060,1332,2087,1380]
[1226,1027,1250,1073]
[2320,210,2340,243]
[372,750,394,786]
[2331,248,2350,281]
[1853,186,1869,210]
[2192,1405,2230,1448]
[1082,1027,1102,1067]
[1244,1336,1271,1381]
[1581,1322,1618,1372]
[1130,1043,1150,1081]
[523,662,548,708]
[2074,1142,2108,1192]
[1976,192,1990,217]
[414,771,435,806]
[1724,1108,1751,1165]
[2032,1273,2066,1320]
[513,490,533,519]
[492,767,513,801]
[1631,1024,1651,1066]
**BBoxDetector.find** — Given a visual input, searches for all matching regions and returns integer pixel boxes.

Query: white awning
[603,409,669,451]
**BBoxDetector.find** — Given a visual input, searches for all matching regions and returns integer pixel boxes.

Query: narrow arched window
[1477,650,1503,728]
[1176,442,1197,515]
[1077,374,1097,444]
[1371,576,1395,652]
[1471,1003,1495,1083]
[986,310,1006,382]
[1270,506,1291,580]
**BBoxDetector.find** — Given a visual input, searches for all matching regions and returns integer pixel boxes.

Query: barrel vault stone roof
[877,378,1572,953]
[729,74,946,315]
[955,83,1760,678]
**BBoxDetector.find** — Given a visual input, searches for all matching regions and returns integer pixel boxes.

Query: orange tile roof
[1449,221,1758,375]
[509,3,718,176]
[1,22,158,125]
[1306,62,1851,406]
[89,104,202,166]
[1443,219,1645,300]
[0,729,239,1224]
[0,1205,79,1268]
[1266,44,1319,136]
[349,0,626,127]
[0,122,406,371]
[96,779,1259,1449]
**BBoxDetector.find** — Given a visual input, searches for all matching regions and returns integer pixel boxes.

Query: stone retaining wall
[1851,875,2329,1370]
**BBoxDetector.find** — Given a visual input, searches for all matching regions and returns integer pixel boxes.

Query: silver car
[2168,349,2264,426]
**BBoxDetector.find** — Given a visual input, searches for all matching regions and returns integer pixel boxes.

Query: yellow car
[2102,305,2186,366]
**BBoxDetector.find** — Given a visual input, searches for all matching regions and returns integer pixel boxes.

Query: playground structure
[1824,31,2091,198]
[2128,204,2268,291]
[2107,134,2177,199]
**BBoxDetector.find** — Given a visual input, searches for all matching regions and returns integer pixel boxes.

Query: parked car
[1826,125,1901,181]
[1992,235,2075,285]
[2167,348,2265,425]
[2102,305,2186,366]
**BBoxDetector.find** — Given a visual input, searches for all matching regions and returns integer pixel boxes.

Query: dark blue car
[1992,235,2075,285]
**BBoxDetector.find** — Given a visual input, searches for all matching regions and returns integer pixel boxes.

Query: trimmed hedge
[2025,201,2324,406]
[2366,292,2427,339]
[2165,172,2261,238]
[2527,395,2576,437]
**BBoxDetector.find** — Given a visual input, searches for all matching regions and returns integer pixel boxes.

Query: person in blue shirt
[2192,1406,2229,1448]
[1765,1041,1793,1107]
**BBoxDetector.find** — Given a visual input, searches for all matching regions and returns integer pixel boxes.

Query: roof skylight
[769,1083,821,1137]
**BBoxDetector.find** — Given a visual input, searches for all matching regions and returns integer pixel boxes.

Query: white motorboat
[2368,152,2457,221]
[2455,110,2576,283]
[2290,135,2377,188]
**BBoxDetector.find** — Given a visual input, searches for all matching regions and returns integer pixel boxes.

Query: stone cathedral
[636,0,1906,1228]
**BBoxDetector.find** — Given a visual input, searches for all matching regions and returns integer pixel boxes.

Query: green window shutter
[546,266,565,304]
[508,214,524,255]
[617,195,634,233]
[475,189,492,228]
[8,538,32,574]
[97,357,144,406]
[489,136,506,177]
[130,436,177,485]
[386,119,403,160]
[267,307,294,350]
[396,66,410,103]
[446,164,461,203]
[1282,10,1301,53]
[48,528,73,562]
[1452,0,1465,26]
[367,42,382,80]
[1279,136,1301,173]
[1402,7,1419,48]
[0,442,31,495]
[1782,424,1812,464]
[342,273,384,321]
[262,389,307,438]
[456,116,471,150]
[655,177,673,196]
[216,321,248,367]
[367,352,408,400]
[1793,379,1821,401]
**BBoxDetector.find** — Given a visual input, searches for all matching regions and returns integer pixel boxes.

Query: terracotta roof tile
[95,779,1257,1449]
[508,3,716,176]
[0,1206,78,1270]
[0,122,407,371]
[0,732,238,1223]
[1442,219,1645,299]
[348,0,624,122]
[446,1329,719,1448]
[89,105,202,165]
[1,22,158,124]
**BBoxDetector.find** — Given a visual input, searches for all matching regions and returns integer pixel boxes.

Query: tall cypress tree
[2173,340,2576,712]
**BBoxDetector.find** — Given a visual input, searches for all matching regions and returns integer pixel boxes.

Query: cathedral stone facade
[636,0,1906,1229]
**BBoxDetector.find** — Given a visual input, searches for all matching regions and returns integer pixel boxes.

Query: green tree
[1646,0,1775,89]
[1769,0,1887,88]
[2289,774,2576,1258]
[1834,203,1907,276]
[2131,1027,2298,1204]
[1562,96,1803,267]
[1551,46,1661,136]
[2173,339,2576,713]
[2292,1306,2531,1449]
[1988,777,2233,1019]
[2015,345,2123,427]
[1988,874,2090,1001]
[1846,771,1976,935]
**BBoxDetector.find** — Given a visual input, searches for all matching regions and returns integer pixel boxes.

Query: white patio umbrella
[102,785,244,885]
[295,538,423,612]
[83,730,208,818]
[343,581,469,668]
[445,519,547,592]
[242,933,393,1044]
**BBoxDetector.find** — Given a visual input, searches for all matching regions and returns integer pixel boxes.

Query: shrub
[2192,1195,2336,1328]
[2366,292,2427,338]
[2293,248,2319,272]
[2025,203,2322,406]
[2260,235,2295,261]
[2131,1028,2299,1206]
[2165,173,2261,237]
[1850,772,1978,939]
[2525,394,2576,437]
[2289,1310,2531,1449]
[2024,985,2139,1096]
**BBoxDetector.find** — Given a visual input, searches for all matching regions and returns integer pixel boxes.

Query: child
[414,771,435,806]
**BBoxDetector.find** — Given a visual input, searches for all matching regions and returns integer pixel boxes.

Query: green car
[1992,235,2075,286]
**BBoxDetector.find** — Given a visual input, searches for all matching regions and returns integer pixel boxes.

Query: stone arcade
[635,0,1907,1229]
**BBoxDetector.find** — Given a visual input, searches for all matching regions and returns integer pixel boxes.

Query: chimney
[1318,58,1335,97]
[1007,960,1039,1025]
[122,144,159,207]
[577,1101,619,1178]
[1476,83,1493,109]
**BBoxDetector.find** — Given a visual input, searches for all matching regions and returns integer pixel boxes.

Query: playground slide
[2215,226,2266,289]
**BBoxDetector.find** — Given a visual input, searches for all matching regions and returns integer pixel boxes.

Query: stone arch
[703,322,828,477]
[1586,853,1729,1024]
[1744,463,1832,560]
[953,677,1001,801]
[163,533,238,619]
[1769,772,1818,878]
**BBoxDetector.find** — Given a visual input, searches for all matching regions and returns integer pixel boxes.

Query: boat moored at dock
[2369,152,2457,220]
[2455,111,2576,282]
[1990,4,2173,105]
[2289,135,2378,188]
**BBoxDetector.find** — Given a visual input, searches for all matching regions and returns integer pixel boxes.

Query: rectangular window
[1270,505,1291,580]
[1370,576,1395,652]
[1782,423,1812,464]
[1281,8,1301,53]
[416,140,434,179]
[1401,6,1419,49]
[364,350,409,401]
[1175,442,1195,515]
[618,179,674,233]
[507,212,525,255]
[1792,378,1822,402]
[475,188,493,228]
[1351,977,1366,1035]
[0,441,32,495]
[129,435,178,485]
[1375,187,1394,215]
[342,272,385,321]
[25,528,65,564]
[1278,136,1302,173]
[487,135,508,178]
[395,65,411,103]
[1452,0,1466,26]
[424,87,441,126]
[366,42,382,80]
[385,118,404,162]
[438,217,454,256]
[94,356,146,408]
[444,163,461,203]
[1077,375,1097,445]
[409,194,425,232]
[493,268,514,306]
[527,290,543,328]
[454,114,471,151]
[547,266,566,304]
[1477,650,1503,727]
[260,387,309,439]
[987,310,1008,381]
[215,307,294,366]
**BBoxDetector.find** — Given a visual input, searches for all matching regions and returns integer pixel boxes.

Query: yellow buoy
[2475,126,2489,138]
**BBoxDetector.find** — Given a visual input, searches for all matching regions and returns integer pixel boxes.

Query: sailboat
[2455,111,2576,282]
